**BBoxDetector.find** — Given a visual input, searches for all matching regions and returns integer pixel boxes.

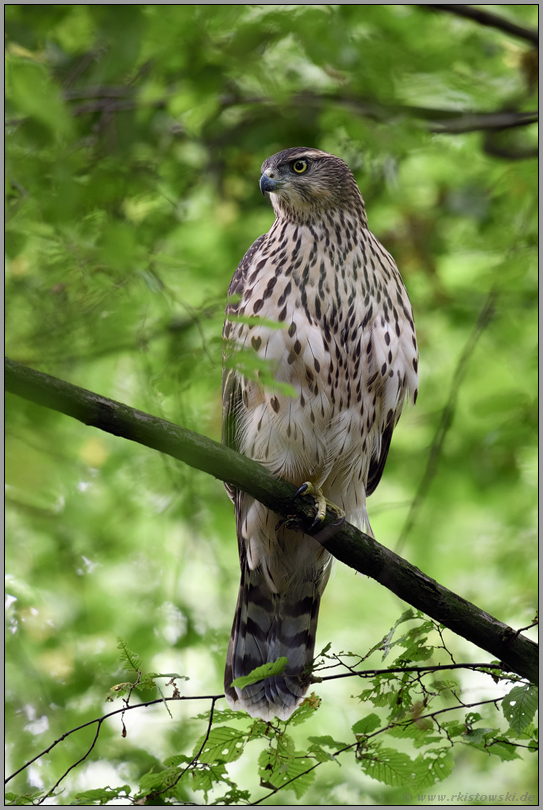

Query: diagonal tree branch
[420,4,539,46]
[288,93,538,133]
[5,357,538,684]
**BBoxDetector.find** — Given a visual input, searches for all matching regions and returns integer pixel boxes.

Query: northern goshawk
[222,147,418,721]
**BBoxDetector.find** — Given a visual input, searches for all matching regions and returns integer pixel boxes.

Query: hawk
[222,147,418,721]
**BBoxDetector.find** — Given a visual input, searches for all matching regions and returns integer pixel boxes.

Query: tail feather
[225,531,330,721]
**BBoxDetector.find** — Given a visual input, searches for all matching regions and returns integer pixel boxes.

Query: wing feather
[222,234,267,499]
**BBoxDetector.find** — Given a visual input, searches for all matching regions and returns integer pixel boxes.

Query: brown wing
[366,422,394,497]
[222,234,267,498]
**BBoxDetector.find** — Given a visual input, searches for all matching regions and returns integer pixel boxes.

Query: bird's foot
[292,482,346,530]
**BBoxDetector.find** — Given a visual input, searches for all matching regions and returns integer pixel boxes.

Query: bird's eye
[292,159,308,174]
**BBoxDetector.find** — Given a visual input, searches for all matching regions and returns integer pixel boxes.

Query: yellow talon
[293,482,346,529]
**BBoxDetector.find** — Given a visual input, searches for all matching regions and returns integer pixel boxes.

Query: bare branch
[318,662,511,683]
[428,110,538,134]
[152,696,221,802]
[5,357,538,683]
[5,692,223,786]
[225,91,538,135]
[421,5,539,46]
[300,93,538,133]
[62,85,135,100]
[38,721,103,805]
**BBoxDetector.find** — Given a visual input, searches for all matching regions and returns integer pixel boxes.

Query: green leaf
[134,674,157,691]
[387,722,441,749]
[358,744,418,786]
[138,767,180,796]
[195,726,246,764]
[465,712,483,725]
[357,675,402,708]
[441,720,467,738]
[464,726,499,746]
[308,735,348,763]
[74,786,131,805]
[352,713,381,735]
[286,693,321,725]
[230,656,288,689]
[306,744,336,764]
[486,740,521,761]
[513,722,538,742]
[7,60,73,139]
[5,793,47,807]
[163,754,193,767]
[258,748,315,798]
[308,734,349,751]
[391,621,435,662]
[116,636,143,674]
[502,685,538,735]
[411,750,455,789]
[379,609,419,660]
[396,643,434,663]
[191,763,229,798]
[209,787,252,805]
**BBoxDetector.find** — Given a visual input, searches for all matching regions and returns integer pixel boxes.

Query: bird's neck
[270,205,368,246]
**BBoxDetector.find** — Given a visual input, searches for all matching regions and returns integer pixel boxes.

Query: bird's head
[259,147,365,224]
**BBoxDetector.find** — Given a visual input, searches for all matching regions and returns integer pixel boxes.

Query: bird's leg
[292,482,346,530]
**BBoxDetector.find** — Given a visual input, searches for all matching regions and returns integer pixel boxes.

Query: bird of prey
[222,147,418,721]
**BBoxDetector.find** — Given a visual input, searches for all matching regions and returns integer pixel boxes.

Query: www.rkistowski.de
[403,792,536,804]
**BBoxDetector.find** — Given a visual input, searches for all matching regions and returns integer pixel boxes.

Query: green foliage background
[5,4,537,805]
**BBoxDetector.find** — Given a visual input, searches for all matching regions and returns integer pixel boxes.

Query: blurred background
[5,4,537,805]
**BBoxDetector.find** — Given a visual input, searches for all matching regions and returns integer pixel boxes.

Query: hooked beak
[260,173,282,196]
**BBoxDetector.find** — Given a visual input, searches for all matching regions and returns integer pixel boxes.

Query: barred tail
[224,555,327,721]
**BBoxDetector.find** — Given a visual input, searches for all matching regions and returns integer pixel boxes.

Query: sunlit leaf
[502,685,538,735]
[195,726,246,764]
[358,745,418,786]
[230,656,288,689]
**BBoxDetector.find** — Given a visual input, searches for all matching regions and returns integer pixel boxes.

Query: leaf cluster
[6,619,537,805]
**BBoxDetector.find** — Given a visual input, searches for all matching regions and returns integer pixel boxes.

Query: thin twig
[38,721,104,805]
[152,696,221,801]
[5,693,223,785]
[395,289,498,554]
[318,662,510,682]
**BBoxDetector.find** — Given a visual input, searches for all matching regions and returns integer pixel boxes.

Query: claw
[290,481,345,529]
[292,481,311,500]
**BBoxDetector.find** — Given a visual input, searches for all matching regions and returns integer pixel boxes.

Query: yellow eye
[292,159,308,174]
